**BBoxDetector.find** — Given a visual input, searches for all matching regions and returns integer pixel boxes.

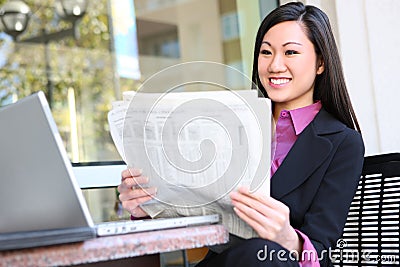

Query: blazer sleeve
[299,129,364,266]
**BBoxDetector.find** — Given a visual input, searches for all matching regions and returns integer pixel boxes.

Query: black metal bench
[333,153,400,266]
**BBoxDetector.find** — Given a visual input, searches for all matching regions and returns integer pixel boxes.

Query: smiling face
[258,21,324,116]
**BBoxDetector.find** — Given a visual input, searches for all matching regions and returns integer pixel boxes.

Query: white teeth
[270,78,290,85]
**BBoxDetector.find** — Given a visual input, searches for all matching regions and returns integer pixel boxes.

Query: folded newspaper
[108,89,271,239]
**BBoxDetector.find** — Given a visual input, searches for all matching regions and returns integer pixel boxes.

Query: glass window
[0,0,278,224]
[0,0,278,264]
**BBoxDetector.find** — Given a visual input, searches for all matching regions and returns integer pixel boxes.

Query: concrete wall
[282,0,400,156]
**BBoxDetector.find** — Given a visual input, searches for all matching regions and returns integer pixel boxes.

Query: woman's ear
[316,57,325,75]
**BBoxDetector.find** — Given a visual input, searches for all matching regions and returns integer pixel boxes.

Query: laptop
[0,91,219,251]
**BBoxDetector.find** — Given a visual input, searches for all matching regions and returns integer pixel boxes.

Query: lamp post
[0,0,87,108]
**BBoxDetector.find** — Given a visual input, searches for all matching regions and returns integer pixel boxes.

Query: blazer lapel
[270,109,336,199]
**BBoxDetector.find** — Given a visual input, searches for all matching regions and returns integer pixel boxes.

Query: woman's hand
[117,168,157,218]
[230,186,302,253]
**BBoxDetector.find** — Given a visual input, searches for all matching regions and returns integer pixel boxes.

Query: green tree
[0,0,124,161]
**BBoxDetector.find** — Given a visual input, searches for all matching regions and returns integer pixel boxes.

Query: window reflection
[0,0,277,226]
[0,0,277,264]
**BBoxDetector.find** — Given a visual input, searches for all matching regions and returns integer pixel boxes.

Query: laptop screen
[0,92,94,234]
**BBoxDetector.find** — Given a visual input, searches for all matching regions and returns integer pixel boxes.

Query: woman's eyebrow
[261,41,303,47]
[283,41,303,47]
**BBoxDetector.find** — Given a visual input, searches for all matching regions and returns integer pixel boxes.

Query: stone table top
[0,224,228,267]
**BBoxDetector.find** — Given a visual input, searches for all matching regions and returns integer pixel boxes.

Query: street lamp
[0,0,30,40]
[0,0,88,107]
[55,0,87,23]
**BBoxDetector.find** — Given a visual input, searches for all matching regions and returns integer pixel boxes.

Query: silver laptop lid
[0,91,94,233]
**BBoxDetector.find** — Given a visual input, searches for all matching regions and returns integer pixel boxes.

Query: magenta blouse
[271,101,322,266]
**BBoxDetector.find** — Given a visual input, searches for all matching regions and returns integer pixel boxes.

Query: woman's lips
[269,77,291,88]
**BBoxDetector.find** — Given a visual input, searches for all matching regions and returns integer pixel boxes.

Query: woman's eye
[285,50,298,56]
[260,49,271,55]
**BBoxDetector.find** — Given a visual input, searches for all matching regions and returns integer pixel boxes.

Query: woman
[118,2,364,266]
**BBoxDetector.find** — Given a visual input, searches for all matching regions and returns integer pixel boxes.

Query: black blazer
[271,108,365,266]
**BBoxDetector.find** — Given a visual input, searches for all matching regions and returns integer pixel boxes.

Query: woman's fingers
[121,196,153,217]
[118,168,154,218]
[230,190,273,218]
[231,187,288,217]
[119,187,156,218]
[232,204,272,238]
[119,187,157,202]
[230,186,294,242]
[121,168,142,180]
[118,175,149,192]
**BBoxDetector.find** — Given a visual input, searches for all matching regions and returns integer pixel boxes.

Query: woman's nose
[268,55,287,73]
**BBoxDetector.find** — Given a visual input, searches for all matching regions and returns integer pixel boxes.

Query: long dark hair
[252,2,361,133]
